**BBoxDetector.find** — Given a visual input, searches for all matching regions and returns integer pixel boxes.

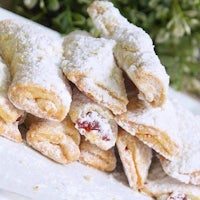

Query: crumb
[33,185,39,191]
[83,175,93,182]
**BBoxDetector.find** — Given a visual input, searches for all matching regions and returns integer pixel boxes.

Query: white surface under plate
[0,7,200,200]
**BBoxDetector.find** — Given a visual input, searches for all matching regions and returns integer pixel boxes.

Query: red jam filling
[77,112,101,132]
[77,120,100,132]
[77,112,110,141]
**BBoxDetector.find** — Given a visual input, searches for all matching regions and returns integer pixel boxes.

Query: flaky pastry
[79,137,116,172]
[69,87,118,150]
[115,93,180,161]
[116,128,152,191]
[159,100,200,186]
[26,115,80,164]
[0,56,23,142]
[88,1,169,107]
[0,19,72,121]
[62,30,128,115]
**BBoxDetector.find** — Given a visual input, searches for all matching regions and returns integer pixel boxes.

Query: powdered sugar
[0,56,10,94]
[0,56,10,105]
[160,99,200,185]
[88,1,169,107]
[62,31,128,115]
[0,20,72,120]
[115,97,180,160]
[87,1,154,55]
[70,88,118,150]
[144,158,200,199]
[63,31,116,75]
[0,55,23,123]
[76,111,113,140]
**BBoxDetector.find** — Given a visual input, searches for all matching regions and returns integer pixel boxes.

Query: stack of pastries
[0,1,200,199]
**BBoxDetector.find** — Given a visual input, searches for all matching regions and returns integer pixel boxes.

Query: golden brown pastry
[0,56,23,123]
[0,56,23,142]
[26,115,80,164]
[0,19,72,121]
[69,87,118,151]
[62,30,128,115]
[116,128,152,191]
[115,93,180,161]
[88,1,169,107]
[79,137,116,172]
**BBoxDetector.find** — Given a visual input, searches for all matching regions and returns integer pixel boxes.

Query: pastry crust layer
[0,20,72,121]
[88,1,169,107]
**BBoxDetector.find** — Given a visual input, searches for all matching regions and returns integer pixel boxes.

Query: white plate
[0,8,200,200]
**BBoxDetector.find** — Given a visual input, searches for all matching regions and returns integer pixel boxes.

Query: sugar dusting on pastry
[76,111,113,141]
[115,96,180,161]
[62,31,128,115]
[0,20,72,121]
[0,56,9,95]
[160,99,200,185]
[0,54,23,142]
[9,20,71,101]
[0,56,23,123]
[88,1,169,107]
[0,2,200,199]
[143,157,200,199]
[116,129,152,191]
[69,87,118,151]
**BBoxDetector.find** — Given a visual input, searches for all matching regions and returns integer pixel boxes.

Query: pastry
[26,115,80,164]
[0,19,72,121]
[88,1,169,107]
[159,100,200,185]
[69,87,118,150]
[0,56,23,123]
[79,137,116,172]
[0,56,23,142]
[62,30,128,115]
[115,93,180,161]
[143,157,200,200]
[116,128,152,191]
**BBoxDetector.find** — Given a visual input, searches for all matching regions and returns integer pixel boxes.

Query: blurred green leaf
[46,0,60,11]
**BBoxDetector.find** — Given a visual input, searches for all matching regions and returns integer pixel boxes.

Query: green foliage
[11,0,200,96]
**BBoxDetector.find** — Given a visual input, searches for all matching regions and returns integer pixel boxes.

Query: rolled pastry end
[133,71,168,108]
[135,124,179,161]
[26,121,80,164]
[79,138,116,172]
[115,117,179,161]
[73,111,118,151]
[8,83,71,121]
[116,129,152,190]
